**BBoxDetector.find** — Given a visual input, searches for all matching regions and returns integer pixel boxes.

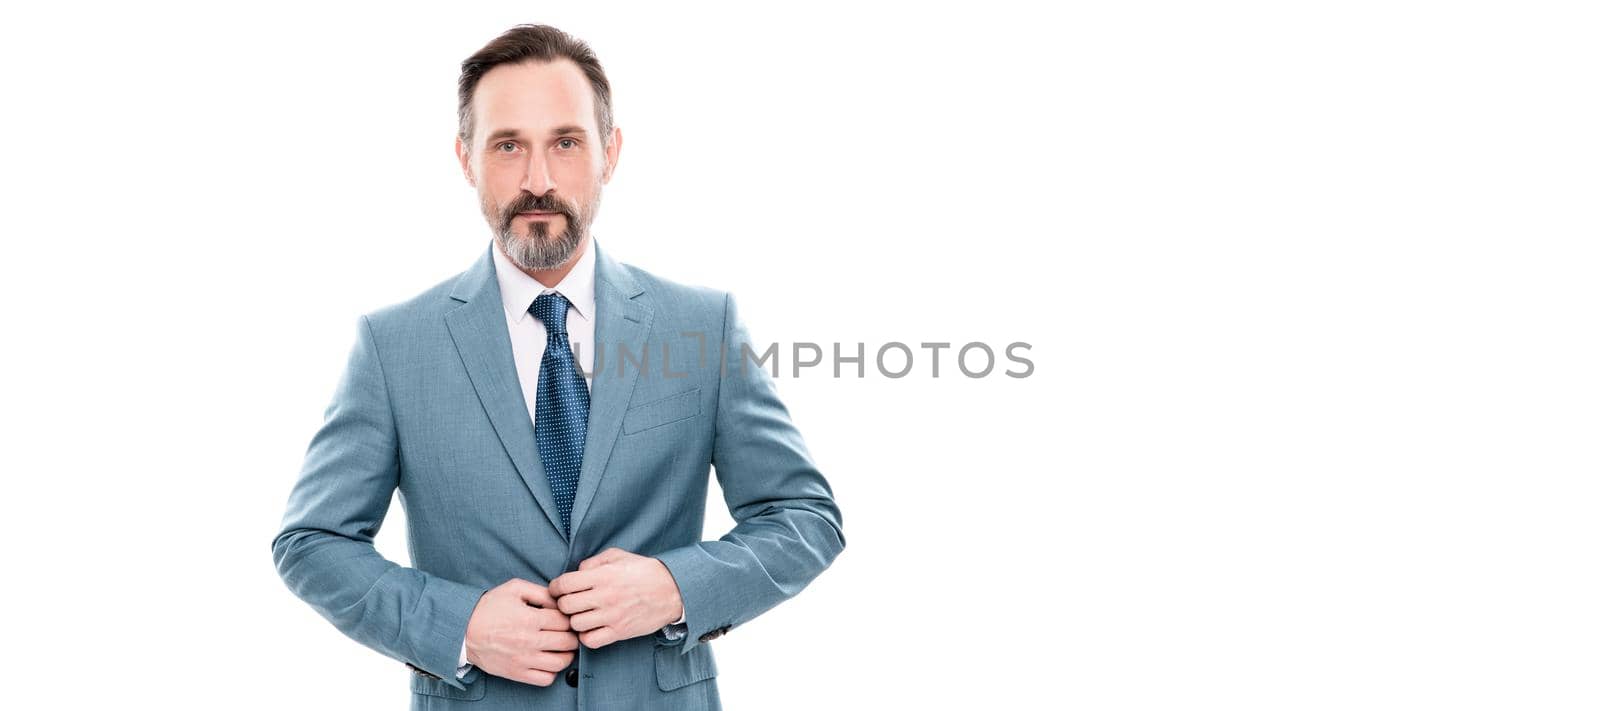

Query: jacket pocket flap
[623,388,701,435]
[654,642,718,691]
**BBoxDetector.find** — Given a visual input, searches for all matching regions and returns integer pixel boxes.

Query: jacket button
[698,625,731,643]
[406,663,439,679]
[565,667,579,688]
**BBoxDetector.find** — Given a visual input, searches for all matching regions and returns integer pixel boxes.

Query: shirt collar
[491,237,598,325]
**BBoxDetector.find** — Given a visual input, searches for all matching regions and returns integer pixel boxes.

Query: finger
[579,626,618,649]
[548,570,598,598]
[515,580,556,609]
[570,609,609,632]
[535,607,572,631]
[555,590,601,616]
[579,547,629,570]
[537,630,580,652]
[508,668,557,687]
[516,650,576,674]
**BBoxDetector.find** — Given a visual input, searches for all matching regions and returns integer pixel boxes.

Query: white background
[2,2,1596,709]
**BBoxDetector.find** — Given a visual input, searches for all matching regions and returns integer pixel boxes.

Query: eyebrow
[484,125,590,144]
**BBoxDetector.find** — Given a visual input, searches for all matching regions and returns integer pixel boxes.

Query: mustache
[499,193,573,229]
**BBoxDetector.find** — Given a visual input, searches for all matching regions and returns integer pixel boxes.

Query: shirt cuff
[660,611,688,641]
[456,640,471,678]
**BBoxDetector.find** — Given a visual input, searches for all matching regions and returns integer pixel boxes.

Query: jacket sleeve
[653,292,847,653]
[271,314,491,689]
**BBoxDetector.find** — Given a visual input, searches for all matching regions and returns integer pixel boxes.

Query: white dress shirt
[496,236,598,406]
[456,239,682,678]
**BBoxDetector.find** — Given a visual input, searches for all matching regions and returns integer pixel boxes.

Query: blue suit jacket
[272,240,845,710]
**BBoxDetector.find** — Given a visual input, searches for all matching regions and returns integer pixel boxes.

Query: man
[271,24,844,710]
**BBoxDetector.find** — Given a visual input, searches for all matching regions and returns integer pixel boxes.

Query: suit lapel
[567,242,652,539]
[444,242,568,543]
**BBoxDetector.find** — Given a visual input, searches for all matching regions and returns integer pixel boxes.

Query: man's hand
[464,579,579,687]
[548,548,685,649]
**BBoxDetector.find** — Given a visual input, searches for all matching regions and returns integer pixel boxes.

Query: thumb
[515,579,556,608]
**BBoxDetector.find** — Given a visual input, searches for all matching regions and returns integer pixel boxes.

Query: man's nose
[520,153,556,196]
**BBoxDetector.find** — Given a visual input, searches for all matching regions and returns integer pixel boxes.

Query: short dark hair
[457,24,614,149]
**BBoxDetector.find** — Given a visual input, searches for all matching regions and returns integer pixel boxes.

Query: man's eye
[557,138,577,149]
[497,142,518,152]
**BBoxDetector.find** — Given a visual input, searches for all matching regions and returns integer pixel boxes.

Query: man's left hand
[548,547,685,649]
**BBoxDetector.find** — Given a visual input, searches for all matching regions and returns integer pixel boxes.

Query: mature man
[271,24,844,710]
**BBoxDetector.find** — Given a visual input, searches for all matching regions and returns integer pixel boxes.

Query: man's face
[456,59,621,272]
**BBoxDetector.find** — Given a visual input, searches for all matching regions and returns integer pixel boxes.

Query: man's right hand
[464,579,579,687]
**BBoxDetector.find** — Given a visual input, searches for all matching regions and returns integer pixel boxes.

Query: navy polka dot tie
[530,292,588,535]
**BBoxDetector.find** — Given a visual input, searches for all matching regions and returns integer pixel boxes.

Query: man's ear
[601,125,622,184]
[454,135,476,187]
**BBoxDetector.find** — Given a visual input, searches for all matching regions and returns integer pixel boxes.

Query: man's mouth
[519,211,560,219]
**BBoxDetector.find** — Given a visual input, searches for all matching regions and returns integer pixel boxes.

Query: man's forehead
[473,59,596,137]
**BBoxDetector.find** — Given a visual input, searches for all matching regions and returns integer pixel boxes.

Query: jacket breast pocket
[623,388,701,435]
[655,642,718,691]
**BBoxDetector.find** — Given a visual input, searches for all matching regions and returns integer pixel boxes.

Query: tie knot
[530,292,571,337]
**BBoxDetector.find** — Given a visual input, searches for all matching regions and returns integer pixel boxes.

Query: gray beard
[487,186,602,271]
[497,217,583,271]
